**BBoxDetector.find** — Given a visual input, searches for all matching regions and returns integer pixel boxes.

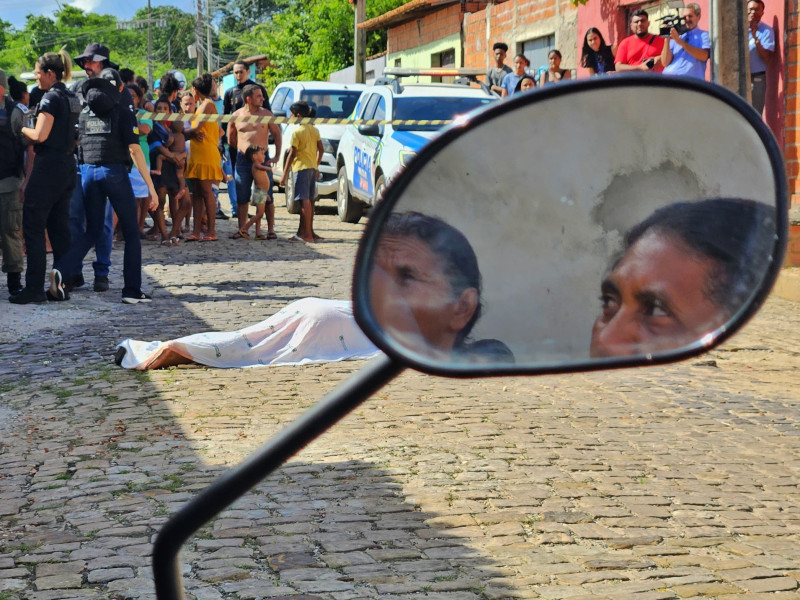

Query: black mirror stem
[152,355,405,600]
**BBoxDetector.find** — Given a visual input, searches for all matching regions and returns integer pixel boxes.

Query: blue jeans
[224,146,237,211]
[56,164,143,297]
[69,164,113,278]
[235,151,273,206]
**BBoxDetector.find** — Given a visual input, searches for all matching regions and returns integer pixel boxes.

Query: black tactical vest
[0,97,24,180]
[78,104,131,166]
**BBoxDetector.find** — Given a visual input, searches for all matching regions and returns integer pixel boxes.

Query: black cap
[75,43,119,70]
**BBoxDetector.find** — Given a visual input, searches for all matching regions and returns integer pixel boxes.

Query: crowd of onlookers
[489,1,774,116]
[1,39,325,305]
[0,1,775,306]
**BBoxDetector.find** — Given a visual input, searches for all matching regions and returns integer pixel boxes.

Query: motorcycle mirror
[353,76,788,376]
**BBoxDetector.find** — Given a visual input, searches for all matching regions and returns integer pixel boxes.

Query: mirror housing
[358,123,381,136]
[353,76,788,376]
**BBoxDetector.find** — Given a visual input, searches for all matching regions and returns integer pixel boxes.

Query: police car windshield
[393,97,494,131]
[300,90,362,119]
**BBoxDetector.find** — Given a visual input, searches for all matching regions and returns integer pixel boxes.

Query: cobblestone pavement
[1,196,799,600]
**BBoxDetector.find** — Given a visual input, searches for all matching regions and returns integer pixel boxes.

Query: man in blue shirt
[748,0,775,115]
[661,3,711,80]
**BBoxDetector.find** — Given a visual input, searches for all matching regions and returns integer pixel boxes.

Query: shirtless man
[227,85,282,235]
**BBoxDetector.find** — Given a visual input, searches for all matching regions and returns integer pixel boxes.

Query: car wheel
[337,166,362,224]
[373,174,386,205]
[285,173,300,214]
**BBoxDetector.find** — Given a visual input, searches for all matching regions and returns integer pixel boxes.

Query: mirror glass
[358,80,783,370]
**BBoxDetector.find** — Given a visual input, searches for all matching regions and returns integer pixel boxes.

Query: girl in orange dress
[184,73,223,241]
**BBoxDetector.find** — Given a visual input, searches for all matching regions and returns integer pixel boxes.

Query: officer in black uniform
[13,49,79,304]
[0,68,27,297]
[55,68,158,304]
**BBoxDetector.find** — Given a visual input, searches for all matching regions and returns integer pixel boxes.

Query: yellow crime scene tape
[137,111,452,127]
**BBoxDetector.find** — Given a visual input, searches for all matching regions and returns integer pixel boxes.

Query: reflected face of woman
[587,33,601,52]
[520,77,535,91]
[549,52,562,69]
[513,56,528,75]
[371,234,477,354]
[590,232,726,358]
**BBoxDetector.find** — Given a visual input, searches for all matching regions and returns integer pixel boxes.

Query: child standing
[279,101,323,243]
[239,145,273,240]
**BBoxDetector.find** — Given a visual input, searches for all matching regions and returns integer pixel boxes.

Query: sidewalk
[0,201,798,600]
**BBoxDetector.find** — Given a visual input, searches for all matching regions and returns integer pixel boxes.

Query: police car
[335,68,497,223]
[268,81,367,213]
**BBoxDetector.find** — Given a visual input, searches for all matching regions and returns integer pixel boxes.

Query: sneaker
[71,274,86,289]
[94,275,109,292]
[48,269,68,301]
[9,288,47,304]
[215,209,230,220]
[122,291,152,304]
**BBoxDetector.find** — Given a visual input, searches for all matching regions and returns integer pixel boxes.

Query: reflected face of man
[371,234,475,354]
[590,232,725,358]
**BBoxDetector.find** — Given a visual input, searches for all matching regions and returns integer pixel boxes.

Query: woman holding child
[184,73,223,242]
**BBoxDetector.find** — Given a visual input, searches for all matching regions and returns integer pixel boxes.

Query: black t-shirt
[35,82,72,156]
[223,79,270,114]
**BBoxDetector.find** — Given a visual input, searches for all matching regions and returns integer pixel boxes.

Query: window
[431,48,456,82]
[522,34,554,78]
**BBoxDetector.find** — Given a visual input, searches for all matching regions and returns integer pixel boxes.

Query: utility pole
[354,0,366,83]
[147,0,152,86]
[206,0,213,72]
[714,0,748,99]
[196,0,203,76]
[116,5,165,87]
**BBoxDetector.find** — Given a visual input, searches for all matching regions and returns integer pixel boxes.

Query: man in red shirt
[615,9,665,73]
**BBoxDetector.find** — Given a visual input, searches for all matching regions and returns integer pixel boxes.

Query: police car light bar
[383,68,485,78]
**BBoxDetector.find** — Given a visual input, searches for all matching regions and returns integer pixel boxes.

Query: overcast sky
[4,0,195,29]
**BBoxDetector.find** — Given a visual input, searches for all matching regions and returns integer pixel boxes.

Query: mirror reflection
[363,82,780,367]
[370,212,514,363]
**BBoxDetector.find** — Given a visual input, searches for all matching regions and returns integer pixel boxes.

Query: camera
[658,11,688,37]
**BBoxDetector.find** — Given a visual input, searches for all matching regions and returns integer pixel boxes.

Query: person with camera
[661,3,710,80]
[614,9,664,73]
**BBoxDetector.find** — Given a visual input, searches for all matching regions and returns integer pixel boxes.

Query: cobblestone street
[1,196,799,600]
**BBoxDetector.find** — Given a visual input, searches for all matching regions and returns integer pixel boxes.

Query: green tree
[219,0,409,88]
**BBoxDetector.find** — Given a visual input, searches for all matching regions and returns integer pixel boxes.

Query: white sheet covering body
[117,298,381,369]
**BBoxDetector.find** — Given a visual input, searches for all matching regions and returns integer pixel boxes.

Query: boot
[7,272,22,297]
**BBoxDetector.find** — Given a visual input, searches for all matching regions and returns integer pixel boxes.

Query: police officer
[69,42,120,292]
[13,49,79,304]
[55,68,158,304]
[0,68,27,297]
